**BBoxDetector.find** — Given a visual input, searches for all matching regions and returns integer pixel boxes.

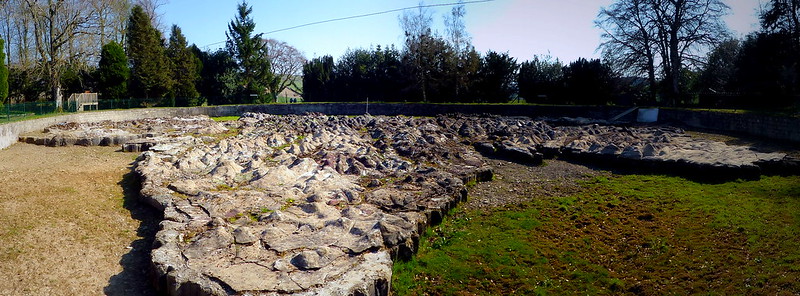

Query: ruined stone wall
[2,104,797,150]
[0,108,203,149]
[657,109,800,144]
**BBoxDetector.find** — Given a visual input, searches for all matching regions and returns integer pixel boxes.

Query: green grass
[274,96,304,103]
[0,112,64,124]
[280,198,296,211]
[392,174,800,295]
[661,105,800,118]
[211,116,240,122]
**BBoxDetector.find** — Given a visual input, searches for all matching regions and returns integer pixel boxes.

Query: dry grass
[0,143,157,295]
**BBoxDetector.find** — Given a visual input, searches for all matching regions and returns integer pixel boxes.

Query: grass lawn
[392,172,800,295]
[211,115,240,122]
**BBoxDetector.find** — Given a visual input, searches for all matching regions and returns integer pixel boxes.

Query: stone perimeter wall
[1,103,798,149]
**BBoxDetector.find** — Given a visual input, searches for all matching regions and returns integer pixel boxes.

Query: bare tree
[135,0,167,32]
[1,0,16,66]
[1,0,36,67]
[597,0,659,100]
[1,0,133,102]
[264,38,305,101]
[444,1,474,100]
[399,3,434,41]
[654,0,729,102]
[597,0,729,105]
[399,4,436,101]
[761,0,800,44]
[23,0,96,105]
[92,0,133,45]
[444,1,470,54]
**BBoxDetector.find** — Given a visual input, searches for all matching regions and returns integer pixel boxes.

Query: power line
[263,0,493,35]
[201,0,493,49]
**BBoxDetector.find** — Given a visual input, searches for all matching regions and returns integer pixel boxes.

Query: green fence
[0,98,171,124]
[1,101,59,123]
[0,96,306,124]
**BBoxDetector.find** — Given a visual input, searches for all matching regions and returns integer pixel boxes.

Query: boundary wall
[1,103,798,149]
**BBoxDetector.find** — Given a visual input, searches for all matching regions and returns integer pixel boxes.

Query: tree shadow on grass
[104,165,162,296]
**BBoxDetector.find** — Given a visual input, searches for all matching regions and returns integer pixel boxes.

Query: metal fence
[0,96,304,124]
[0,98,168,123]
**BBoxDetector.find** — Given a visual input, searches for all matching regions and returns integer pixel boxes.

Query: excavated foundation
[21,113,799,295]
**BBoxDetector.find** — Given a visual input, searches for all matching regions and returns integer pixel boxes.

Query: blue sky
[161,0,762,63]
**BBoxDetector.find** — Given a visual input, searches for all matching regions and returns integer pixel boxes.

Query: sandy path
[0,143,158,295]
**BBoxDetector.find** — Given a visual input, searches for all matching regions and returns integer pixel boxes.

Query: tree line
[0,0,305,107]
[1,0,798,109]
[306,0,799,109]
[302,4,619,105]
[597,0,799,108]
[1,0,133,105]
[691,0,800,108]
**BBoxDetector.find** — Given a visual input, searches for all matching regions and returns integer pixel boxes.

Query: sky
[161,0,764,63]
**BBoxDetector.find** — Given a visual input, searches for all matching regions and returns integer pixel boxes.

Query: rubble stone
[25,113,799,295]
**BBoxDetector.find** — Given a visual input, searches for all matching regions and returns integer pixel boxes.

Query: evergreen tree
[167,25,201,106]
[127,5,172,101]
[226,1,271,103]
[697,39,740,93]
[302,55,334,102]
[754,0,800,107]
[734,32,798,108]
[401,33,456,102]
[477,51,518,103]
[98,41,130,100]
[454,48,482,102]
[518,56,564,104]
[372,45,406,102]
[193,46,238,105]
[0,38,7,104]
[563,58,616,105]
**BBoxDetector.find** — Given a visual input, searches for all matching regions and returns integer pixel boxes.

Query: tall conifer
[98,41,130,100]
[226,1,271,103]
[167,25,200,106]
[127,5,172,101]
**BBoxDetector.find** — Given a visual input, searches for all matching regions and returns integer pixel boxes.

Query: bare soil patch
[464,158,603,210]
[0,143,158,295]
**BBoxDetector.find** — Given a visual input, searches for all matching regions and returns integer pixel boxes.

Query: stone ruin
[19,113,799,295]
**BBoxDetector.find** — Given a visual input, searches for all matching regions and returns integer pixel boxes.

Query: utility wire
[201,0,493,48]
[263,0,493,35]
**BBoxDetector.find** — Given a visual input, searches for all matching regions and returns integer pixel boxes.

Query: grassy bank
[392,172,800,295]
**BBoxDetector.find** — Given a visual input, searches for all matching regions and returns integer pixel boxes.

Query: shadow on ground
[104,164,161,296]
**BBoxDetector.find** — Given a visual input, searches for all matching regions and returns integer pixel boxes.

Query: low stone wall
[1,104,797,150]
[0,108,205,149]
[658,109,800,144]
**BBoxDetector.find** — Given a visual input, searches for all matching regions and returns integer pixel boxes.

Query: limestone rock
[232,227,257,245]
[43,112,794,296]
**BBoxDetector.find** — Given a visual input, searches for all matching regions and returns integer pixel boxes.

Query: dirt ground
[0,143,158,296]
[464,158,603,211]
